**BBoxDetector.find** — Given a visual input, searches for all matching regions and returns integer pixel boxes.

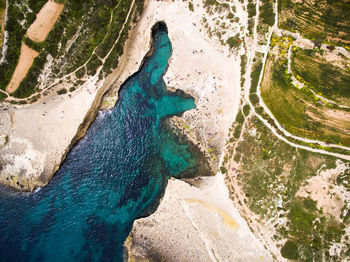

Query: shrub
[236,110,245,124]
[243,104,250,116]
[188,2,194,11]
[227,34,242,49]
[57,88,67,95]
[247,2,256,18]
[250,93,259,105]
[281,240,298,260]
[220,166,227,174]
[227,12,234,19]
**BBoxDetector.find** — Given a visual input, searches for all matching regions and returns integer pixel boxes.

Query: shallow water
[0,23,198,261]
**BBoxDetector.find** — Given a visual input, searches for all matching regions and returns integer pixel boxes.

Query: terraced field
[278,0,350,46]
[291,49,350,106]
[261,56,350,146]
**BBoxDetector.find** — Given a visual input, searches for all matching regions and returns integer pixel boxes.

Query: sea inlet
[0,22,203,261]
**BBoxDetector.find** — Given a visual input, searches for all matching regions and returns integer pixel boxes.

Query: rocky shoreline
[0,2,148,192]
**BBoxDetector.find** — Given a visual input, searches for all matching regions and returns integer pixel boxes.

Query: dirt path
[6,42,39,93]
[4,1,63,95]
[26,1,64,43]
[3,0,134,103]
[225,0,350,257]
[240,0,350,157]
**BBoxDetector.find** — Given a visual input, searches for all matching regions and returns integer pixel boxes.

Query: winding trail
[241,0,350,158]
[226,0,350,258]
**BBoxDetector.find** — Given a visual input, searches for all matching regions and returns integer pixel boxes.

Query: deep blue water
[0,23,199,261]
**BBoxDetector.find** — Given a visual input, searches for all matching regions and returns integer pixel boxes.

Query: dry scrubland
[225,112,349,261]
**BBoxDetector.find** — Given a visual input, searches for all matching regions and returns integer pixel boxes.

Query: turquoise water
[0,23,198,261]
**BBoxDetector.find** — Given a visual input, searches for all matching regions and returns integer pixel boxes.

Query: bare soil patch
[26,1,64,42]
[6,42,39,93]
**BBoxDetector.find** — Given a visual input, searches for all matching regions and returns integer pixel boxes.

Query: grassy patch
[291,49,350,105]
[247,0,256,18]
[260,55,350,146]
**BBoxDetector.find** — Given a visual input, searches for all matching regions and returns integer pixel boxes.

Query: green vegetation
[243,104,250,116]
[0,0,5,51]
[240,54,247,87]
[86,54,102,76]
[278,0,350,46]
[220,165,227,174]
[188,2,194,12]
[261,56,350,146]
[232,115,348,261]
[281,240,298,260]
[259,0,274,26]
[23,37,45,52]
[250,52,264,93]
[247,18,254,36]
[0,0,46,93]
[291,49,350,105]
[57,88,67,95]
[226,33,241,49]
[259,35,350,146]
[1,0,143,100]
[236,110,244,124]
[247,0,256,18]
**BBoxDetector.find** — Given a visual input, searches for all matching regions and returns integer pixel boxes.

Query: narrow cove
[0,22,206,261]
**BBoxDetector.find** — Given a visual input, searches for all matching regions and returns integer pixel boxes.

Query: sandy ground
[127,175,272,262]
[106,0,241,170]
[26,0,64,43]
[1,0,271,259]
[6,42,38,93]
[0,0,141,191]
[123,0,270,260]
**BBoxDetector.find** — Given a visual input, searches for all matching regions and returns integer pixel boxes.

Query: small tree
[226,34,242,49]
[281,241,298,260]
